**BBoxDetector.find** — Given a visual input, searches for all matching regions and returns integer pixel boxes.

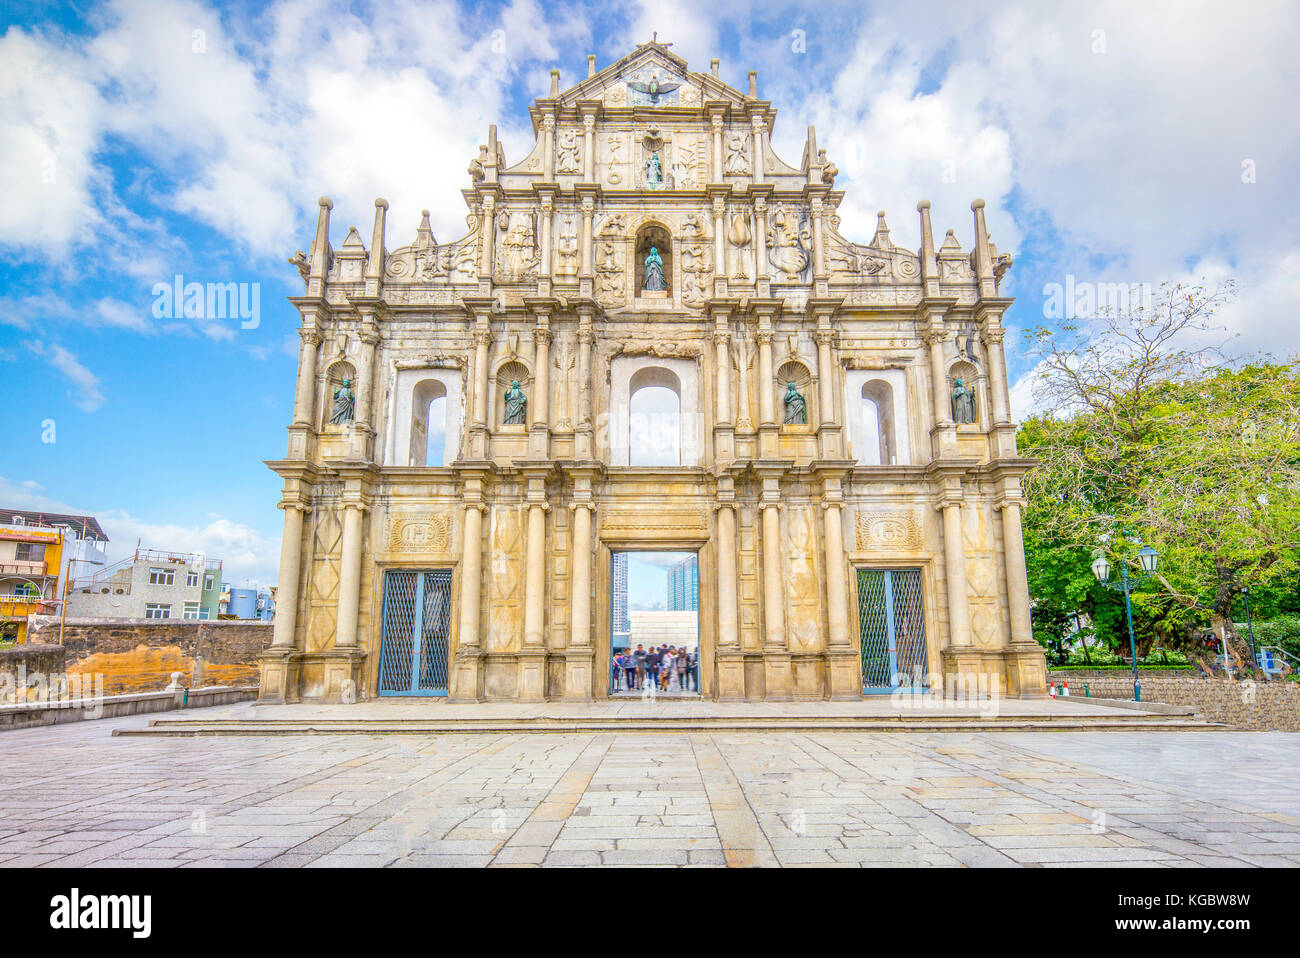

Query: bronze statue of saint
[783,381,807,425]
[330,378,355,424]
[643,246,667,291]
[951,378,975,424]
[503,380,527,425]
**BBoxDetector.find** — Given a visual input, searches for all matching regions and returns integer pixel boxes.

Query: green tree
[1019,281,1300,676]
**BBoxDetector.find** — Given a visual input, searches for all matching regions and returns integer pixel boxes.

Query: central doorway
[609,550,701,698]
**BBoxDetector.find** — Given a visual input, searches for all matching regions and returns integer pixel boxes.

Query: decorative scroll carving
[387,513,453,553]
[855,512,923,551]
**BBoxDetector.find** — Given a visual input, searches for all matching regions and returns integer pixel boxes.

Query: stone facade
[260,42,1047,705]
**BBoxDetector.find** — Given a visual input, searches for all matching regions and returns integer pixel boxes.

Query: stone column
[479,196,496,281]
[582,114,595,180]
[821,483,858,698]
[538,193,554,278]
[714,325,732,424]
[529,320,551,458]
[810,198,826,278]
[710,113,724,182]
[450,494,486,702]
[292,328,322,427]
[926,325,956,459]
[519,476,549,701]
[523,503,547,648]
[984,324,1011,424]
[542,114,555,181]
[750,115,765,185]
[760,477,791,699]
[753,195,769,287]
[997,490,1048,698]
[999,498,1032,646]
[579,196,594,279]
[981,322,1016,458]
[575,313,594,459]
[940,498,972,649]
[469,321,492,458]
[757,330,775,425]
[334,499,367,649]
[711,194,726,294]
[564,500,595,700]
[815,326,839,458]
[270,501,308,650]
[756,324,778,458]
[715,494,745,701]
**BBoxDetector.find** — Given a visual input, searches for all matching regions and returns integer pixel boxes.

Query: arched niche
[321,360,356,430]
[949,359,984,428]
[494,360,532,428]
[634,223,672,295]
[775,358,813,426]
[844,369,912,466]
[609,356,701,466]
[628,366,682,466]
[384,367,463,467]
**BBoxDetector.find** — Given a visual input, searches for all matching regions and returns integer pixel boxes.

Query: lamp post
[1090,545,1160,703]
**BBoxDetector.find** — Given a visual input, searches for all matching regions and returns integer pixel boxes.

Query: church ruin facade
[259,42,1048,704]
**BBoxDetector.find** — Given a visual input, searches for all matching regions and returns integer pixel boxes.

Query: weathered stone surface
[1049,669,1300,731]
[25,616,270,694]
[263,41,1045,704]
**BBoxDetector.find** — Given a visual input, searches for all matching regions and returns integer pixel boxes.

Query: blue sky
[3,0,1297,585]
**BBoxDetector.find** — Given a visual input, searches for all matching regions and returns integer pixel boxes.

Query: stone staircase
[115,702,1224,736]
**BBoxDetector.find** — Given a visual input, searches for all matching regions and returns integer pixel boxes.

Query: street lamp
[1090,545,1160,702]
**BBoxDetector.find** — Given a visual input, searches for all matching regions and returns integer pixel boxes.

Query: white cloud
[0,26,105,256]
[0,476,281,586]
[27,341,106,411]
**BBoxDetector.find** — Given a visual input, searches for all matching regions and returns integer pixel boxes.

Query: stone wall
[25,616,271,695]
[1049,670,1300,731]
[0,644,66,680]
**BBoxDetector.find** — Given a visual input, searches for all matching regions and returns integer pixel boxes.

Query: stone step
[116,714,1223,736]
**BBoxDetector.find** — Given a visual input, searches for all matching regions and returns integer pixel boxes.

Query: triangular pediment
[552,41,750,110]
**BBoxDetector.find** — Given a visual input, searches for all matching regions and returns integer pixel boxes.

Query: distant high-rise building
[611,552,630,646]
[666,555,699,612]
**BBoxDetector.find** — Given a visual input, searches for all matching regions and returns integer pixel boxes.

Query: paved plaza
[1,715,1299,867]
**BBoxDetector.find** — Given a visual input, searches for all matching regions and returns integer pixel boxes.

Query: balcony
[0,562,51,577]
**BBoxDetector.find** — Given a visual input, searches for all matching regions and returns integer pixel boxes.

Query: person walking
[645,646,660,691]
[634,644,647,690]
[676,646,690,691]
[623,651,637,692]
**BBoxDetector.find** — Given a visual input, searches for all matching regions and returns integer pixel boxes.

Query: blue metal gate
[858,568,930,693]
[378,570,452,696]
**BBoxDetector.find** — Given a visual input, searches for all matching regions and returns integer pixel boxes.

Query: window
[199,609,210,620]
[186,571,199,587]
[11,583,40,598]
[183,601,200,620]
[410,378,449,466]
[149,568,174,586]
[15,543,46,562]
[628,366,682,466]
[204,574,214,591]
[145,604,171,619]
